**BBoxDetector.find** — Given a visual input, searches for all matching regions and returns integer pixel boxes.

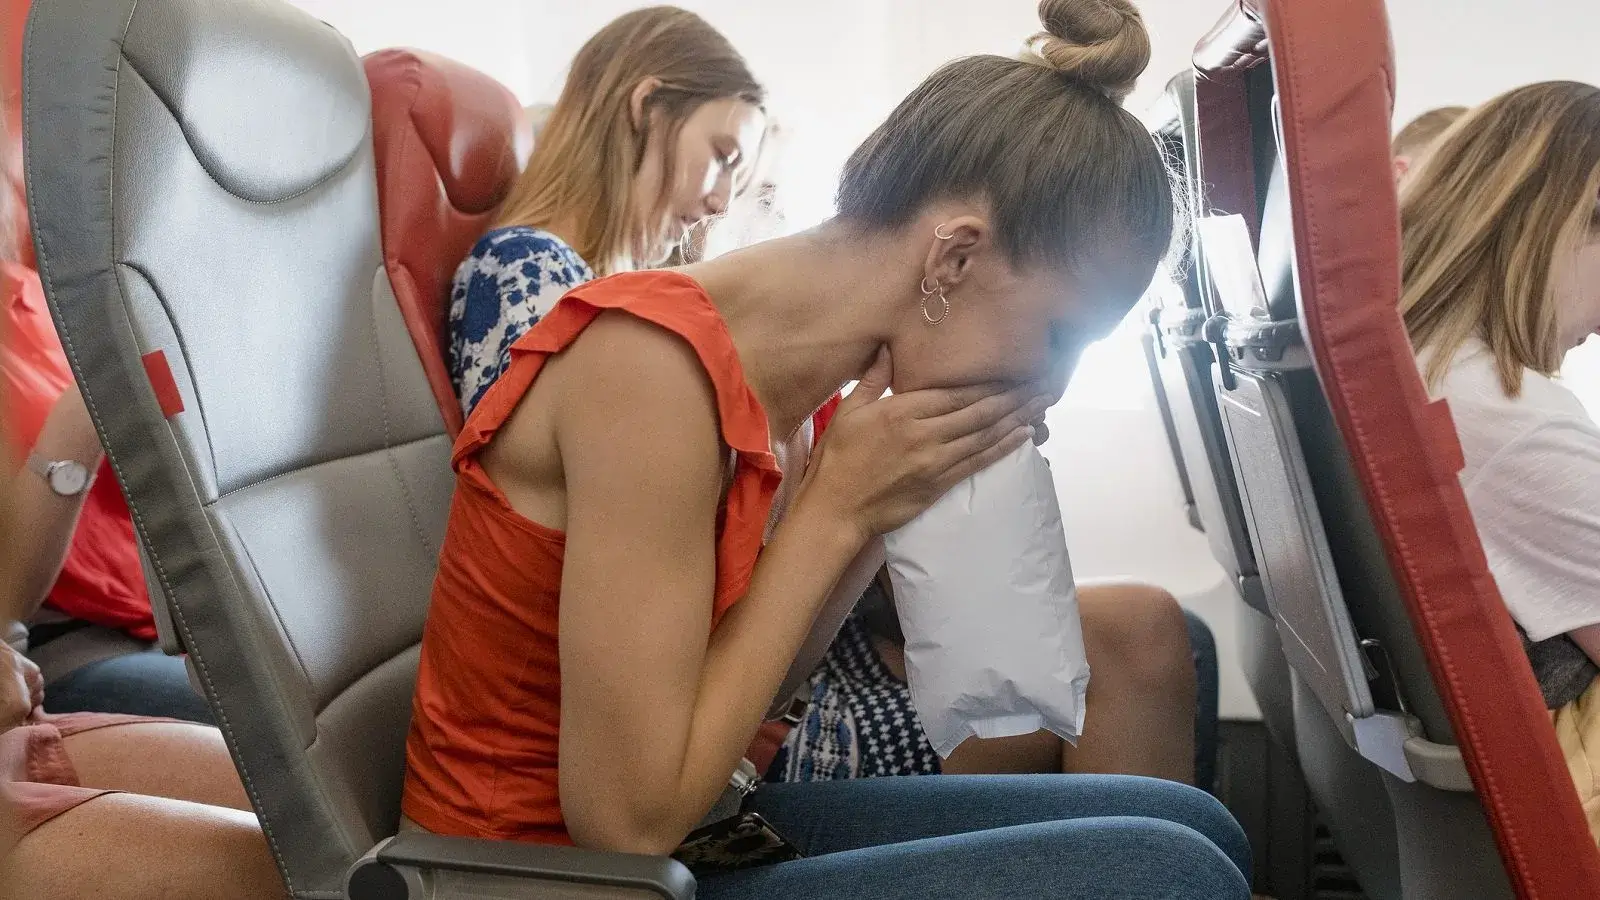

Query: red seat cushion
[366,48,530,437]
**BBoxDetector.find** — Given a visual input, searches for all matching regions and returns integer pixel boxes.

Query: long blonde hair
[1400,81,1600,396]
[495,7,762,276]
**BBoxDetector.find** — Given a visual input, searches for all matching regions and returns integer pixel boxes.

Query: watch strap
[25,451,53,481]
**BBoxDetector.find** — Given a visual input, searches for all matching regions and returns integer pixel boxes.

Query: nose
[703,191,728,218]
[703,166,739,218]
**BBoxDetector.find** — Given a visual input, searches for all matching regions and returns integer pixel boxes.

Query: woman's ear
[922,216,987,290]
[629,77,665,132]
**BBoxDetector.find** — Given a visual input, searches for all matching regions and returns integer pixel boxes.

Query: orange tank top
[401,271,782,844]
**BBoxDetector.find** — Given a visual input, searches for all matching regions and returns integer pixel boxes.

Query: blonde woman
[1398,80,1600,840]
[449,7,767,417]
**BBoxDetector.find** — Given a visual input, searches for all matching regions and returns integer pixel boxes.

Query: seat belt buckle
[729,757,760,798]
[779,695,808,727]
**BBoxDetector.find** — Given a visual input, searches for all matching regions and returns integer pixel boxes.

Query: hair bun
[1025,0,1151,104]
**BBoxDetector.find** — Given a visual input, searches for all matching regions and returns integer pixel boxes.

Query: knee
[1105,817,1251,899]
[1080,583,1195,696]
[1144,781,1253,878]
[206,816,288,900]
[152,808,285,900]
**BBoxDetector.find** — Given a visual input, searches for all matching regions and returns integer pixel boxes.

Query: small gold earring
[934,223,955,240]
[920,277,950,325]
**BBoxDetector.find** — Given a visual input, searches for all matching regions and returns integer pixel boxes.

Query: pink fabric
[0,711,169,836]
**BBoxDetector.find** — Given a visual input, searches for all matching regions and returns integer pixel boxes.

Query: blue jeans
[42,651,214,724]
[1186,610,1220,793]
[698,775,1250,899]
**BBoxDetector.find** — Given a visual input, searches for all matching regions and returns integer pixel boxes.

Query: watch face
[48,461,90,496]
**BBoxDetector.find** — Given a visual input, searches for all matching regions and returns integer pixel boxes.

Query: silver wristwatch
[26,452,92,497]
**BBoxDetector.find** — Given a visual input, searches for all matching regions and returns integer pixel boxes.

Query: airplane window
[1564,338,1600,419]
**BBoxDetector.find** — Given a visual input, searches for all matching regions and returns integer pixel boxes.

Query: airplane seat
[1140,73,1297,762]
[1190,6,1428,899]
[1139,77,1201,535]
[1140,293,1198,533]
[1192,1,1600,898]
[366,48,532,438]
[21,0,690,896]
[1143,68,1317,899]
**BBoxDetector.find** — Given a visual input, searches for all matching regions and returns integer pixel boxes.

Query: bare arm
[552,327,1039,854]
[552,315,866,854]
[764,539,884,719]
[5,385,103,624]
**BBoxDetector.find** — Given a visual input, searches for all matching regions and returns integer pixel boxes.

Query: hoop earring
[920,277,951,325]
[934,223,955,240]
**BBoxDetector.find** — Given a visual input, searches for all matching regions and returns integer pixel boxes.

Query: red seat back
[366,48,530,436]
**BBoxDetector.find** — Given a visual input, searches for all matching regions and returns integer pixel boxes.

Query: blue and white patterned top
[766,607,944,783]
[448,226,594,417]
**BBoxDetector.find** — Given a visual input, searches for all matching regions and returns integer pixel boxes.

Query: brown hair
[836,0,1176,292]
[1400,82,1600,396]
[494,7,762,276]
[1392,106,1469,160]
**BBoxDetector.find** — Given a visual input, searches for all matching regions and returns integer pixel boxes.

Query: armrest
[347,832,696,900]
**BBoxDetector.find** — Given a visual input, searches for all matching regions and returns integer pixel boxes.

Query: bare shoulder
[485,310,725,530]
[547,311,720,415]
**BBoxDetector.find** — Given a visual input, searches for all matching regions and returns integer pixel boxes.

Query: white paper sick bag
[883,442,1089,758]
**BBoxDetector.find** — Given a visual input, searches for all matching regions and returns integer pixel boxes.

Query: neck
[533,216,583,250]
[689,220,912,439]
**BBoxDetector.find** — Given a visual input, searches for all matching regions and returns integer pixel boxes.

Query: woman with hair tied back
[1398,81,1600,844]
[403,1,1251,897]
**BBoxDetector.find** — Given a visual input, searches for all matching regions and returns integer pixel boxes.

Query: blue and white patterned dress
[448,226,593,416]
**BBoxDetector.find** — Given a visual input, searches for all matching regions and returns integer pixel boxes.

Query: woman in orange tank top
[404,2,1250,897]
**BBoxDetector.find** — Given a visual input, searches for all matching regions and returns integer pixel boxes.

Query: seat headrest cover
[366,48,525,215]
[120,0,369,203]
[1194,0,1269,75]
[367,48,528,437]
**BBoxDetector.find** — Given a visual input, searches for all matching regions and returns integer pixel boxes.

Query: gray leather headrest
[122,0,369,202]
